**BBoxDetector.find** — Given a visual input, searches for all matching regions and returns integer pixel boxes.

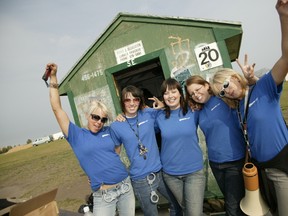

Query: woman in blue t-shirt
[110,85,182,216]
[155,78,205,216]
[46,63,135,216]
[185,75,246,216]
[210,2,288,215]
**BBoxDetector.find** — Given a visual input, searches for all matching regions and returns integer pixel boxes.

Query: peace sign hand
[236,54,258,85]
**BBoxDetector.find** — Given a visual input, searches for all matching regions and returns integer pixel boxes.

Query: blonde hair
[88,100,111,120]
[211,68,248,109]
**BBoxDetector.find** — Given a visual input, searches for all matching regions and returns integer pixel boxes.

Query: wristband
[49,83,59,89]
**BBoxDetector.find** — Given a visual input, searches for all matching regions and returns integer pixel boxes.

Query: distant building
[57,13,243,200]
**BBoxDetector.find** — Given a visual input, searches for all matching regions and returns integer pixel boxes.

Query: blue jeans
[265,168,288,216]
[92,176,135,216]
[209,159,246,216]
[132,171,182,216]
[163,169,205,216]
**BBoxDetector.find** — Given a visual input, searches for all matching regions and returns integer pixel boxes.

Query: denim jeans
[209,159,246,216]
[132,171,182,216]
[163,169,205,216]
[265,168,288,216]
[92,176,135,216]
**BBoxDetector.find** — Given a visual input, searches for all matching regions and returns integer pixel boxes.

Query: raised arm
[236,54,258,85]
[272,0,288,85]
[47,63,70,136]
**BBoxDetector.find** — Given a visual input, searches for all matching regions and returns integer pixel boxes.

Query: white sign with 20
[194,42,223,71]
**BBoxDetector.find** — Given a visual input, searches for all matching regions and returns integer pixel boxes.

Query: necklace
[125,114,148,159]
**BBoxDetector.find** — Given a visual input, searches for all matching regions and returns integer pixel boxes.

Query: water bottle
[83,206,93,216]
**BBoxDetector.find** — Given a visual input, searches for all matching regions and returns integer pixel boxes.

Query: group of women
[46,1,288,215]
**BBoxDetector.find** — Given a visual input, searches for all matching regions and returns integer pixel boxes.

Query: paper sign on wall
[114,41,145,64]
[194,42,223,71]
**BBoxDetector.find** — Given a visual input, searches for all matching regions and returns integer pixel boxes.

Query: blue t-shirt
[240,71,288,162]
[110,108,162,180]
[67,122,128,191]
[155,108,203,175]
[199,96,246,163]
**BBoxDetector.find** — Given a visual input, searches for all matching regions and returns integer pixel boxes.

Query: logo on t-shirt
[249,98,258,107]
[138,120,148,126]
[179,117,190,121]
[211,103,220,111]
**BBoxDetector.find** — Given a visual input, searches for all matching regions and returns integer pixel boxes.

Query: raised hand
[236,54,256,79]
[236,54,258,85]
[148,96,164,109]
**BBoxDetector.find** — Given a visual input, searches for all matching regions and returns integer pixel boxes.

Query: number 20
[198,49,219,66]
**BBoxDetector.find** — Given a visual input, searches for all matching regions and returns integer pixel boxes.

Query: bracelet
[49,83,59,89]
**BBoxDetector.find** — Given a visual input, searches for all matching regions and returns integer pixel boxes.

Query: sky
[0,0,281,148]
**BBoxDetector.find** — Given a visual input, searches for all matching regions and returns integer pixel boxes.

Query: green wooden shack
[59,12,242,201]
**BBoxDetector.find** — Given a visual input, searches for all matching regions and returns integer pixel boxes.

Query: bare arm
[272,0,288,85]
[47,63,70,136]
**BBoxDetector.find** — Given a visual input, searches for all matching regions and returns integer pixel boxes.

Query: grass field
[0,139,90,212]
[0,82,287,213]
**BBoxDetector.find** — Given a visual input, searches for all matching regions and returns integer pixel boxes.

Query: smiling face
[186,83,211,104]
[161,78,187,114]
[123,92,141,117]
[163,87,181,110]
[88,108,107,133]
[211,69,248,101]
[120,85,145,117]
[214,76,243,99]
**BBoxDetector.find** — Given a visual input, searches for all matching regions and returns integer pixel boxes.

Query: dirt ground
[1,144,92,212]
[0,172,91,212]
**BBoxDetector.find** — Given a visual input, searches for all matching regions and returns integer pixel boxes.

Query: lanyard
[125,114,148,159]
[237,86,255,161]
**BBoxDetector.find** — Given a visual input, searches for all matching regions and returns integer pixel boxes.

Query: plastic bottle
[83,206,93,216]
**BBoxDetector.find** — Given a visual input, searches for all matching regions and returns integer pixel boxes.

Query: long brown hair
[160,78,187,118]
[185,75,213,110]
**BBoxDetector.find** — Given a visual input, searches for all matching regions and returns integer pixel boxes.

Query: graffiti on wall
[168,36,196,88]
[168,36,224,86]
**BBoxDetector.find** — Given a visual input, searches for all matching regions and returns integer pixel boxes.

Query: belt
[99,176,130,192]
[94,176,131,203]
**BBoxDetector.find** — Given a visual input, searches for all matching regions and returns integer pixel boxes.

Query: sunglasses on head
[219,80,230,97]
[123,97,140,104]
[90,114,108,123]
